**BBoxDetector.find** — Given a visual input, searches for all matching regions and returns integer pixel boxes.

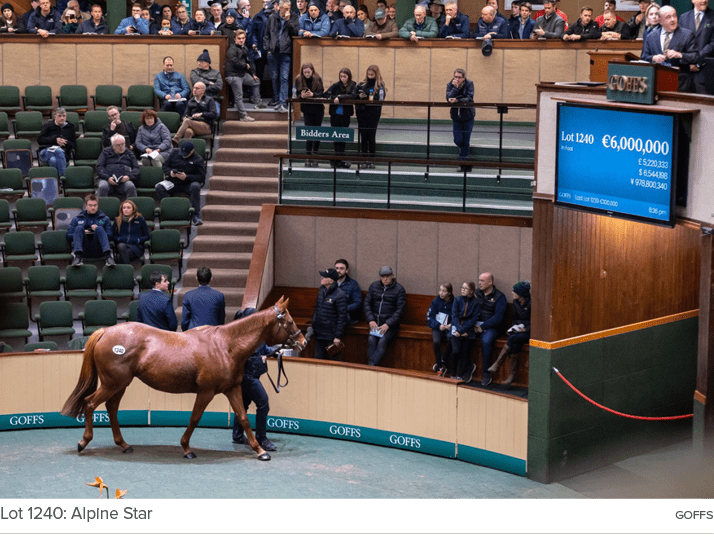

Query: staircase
[178,111,287,320]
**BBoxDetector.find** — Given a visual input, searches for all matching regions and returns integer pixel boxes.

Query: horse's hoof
[184,452,197,459]
[77,442,85,453]
[258,452,271,461]
[122,446,134,454]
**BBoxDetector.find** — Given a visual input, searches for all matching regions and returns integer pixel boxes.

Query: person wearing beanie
[191,49,224,115]
[0,3,25,33]
[488,280,531,385]
[299,0,330,37]
[311,268,347,360]
[220,8,239,41]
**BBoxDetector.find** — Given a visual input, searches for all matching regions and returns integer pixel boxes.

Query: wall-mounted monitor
[555,102,690,228]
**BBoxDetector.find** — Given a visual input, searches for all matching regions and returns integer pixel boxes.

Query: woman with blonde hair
[112,200,150,265]
[61,7,80,33]
[355,64,386,168]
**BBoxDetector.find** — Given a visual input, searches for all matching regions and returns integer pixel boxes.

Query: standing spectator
[114,3,149,34]
[101,106,136,152]
[446,68,475,172]
[641,3,661,51]
[171,4,192,34]
[532,0,568,25]
[252,0,275,91]
[334,258,361,324]
[450,281,479,381]
[181,267,226,331]
[135,109,172,167]
[594,0,622,26]
[38,107,76,178]
[325,0,342,27]
[210,2,225,27]
[326,67,357,168]
[475,272,507,386]
[21,0,40,30]
[387,4,396,21]
[263,0,300,112]
[76,4,106,33]
[160,4,173,23]
[158,142,206,226]
[111,200,150,265]
[531,0,564,39]
[563,5,600,40]
[488,281,530,385]
[365,7,397,38]
[487,0,506,20]
[399,5,438,40]
[235,0,257,49]
[330,4,363,36]
[0,3,25,33]
[510,1,534,38]
[363,266,406,367]
[96,134,139,200]
[473,5,508,38]
[599,10,631,39]
[191,49,224,116]
[627,0,651,38]
[299,1,330,37]
[296,0,308,16]
[220,8,239,41]
[428,0,445,29]
[439,1,470,38]
[679,0,714,94]
[311,268,347,360]
[27,0,62,36]
[188,8,215,35]
[356,4,369,30]
[137,271,178,331]
[295,62,325,166]
[155,56,191,117]
[355,64,386,168]
[66,194,115,267]
[173,81,216,144]
[426,283,453,377]
[225,29,264,122]
[144,0,162,24]
[141,8,158,34]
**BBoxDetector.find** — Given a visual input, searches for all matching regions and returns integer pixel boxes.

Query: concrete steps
[209,175,279,192]
[211,162,278,177]
[205,190,278,206]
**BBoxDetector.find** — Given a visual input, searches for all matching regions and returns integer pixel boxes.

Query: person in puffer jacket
[311,268,347,360]
[299,1,330,36]
[363,265,407,366]
[135,109,172,167]
[426,283,453,376]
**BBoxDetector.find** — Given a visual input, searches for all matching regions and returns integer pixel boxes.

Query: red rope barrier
[552,367,693,421]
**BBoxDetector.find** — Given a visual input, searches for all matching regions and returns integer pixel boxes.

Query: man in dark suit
[642,6,699,92]
[679,0,714,94]
[181,266,226,331]
[137,271,178,331]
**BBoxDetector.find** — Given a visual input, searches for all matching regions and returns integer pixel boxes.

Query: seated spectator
[475,272,507,386]
[160,4,173,23]
[188,8,215,35]
[155,56,191,117]
[387,4,396,21]
[114,3,149,34]
[38,107,76,178]
[27,0,62,36]
[158,142,206,226]
[532,0,568,25]
[325,0,342,26]
[399,5,438,40]
[76,4,106,33]
[641,2,660,51]
[429,0,445,29]
[137,271,177,331]
[1,4,25,34]
[141,8,158,34]
[365,8,398,38]
[363,266,406,367]
[508,0,521,26]
[599,9,631,39]
[67,193,115,267]
[563,5,601,40]
[191,49,224,116]
[439,1,470,38]
[21,0,40,29]
[595,0,623,26]
[426,282,453,376]
[145,0,162,24]
[300,1,331,37]
[330,4,364,36]
[311,268,347,361]
[219,8,239,40]
[158,17,173,34]
[510,1,534,38]
[531,0,564,38]
[334,259,361,324]
[135,109,172,167]
[356,4,369,30]
[296,0,308,17]
[450,281,479,381]
[102,106,136,152]
[473,5,508,38]
[488,281,530,385]
[66,0,89,21]
[111,199,150,265]
[627,0,651,38]
[225,29,264,122]
[171,4,192,34]
[60,7,80,32]
[210,2,225,27]
[173,82,217,144]
[96,134,139,200]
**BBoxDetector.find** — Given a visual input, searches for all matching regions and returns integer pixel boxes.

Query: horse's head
[270,296,307,352]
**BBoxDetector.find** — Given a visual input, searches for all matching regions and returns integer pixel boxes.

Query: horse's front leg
[105,388,133,453]
[225,386,269,461]
[181,390,215,459]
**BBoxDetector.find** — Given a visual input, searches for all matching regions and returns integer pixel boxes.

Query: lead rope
[266,348,289,393]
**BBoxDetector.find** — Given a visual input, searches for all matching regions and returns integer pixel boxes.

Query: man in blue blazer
[181,267,226,331]
[137,271,178,331]
[641,6,699,92]
[679,0,714,94]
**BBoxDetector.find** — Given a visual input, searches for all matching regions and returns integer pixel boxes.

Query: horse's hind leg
[78,385,122,452]
[226,387,269,461]
[180,390,215,459]
[105,388,133,453]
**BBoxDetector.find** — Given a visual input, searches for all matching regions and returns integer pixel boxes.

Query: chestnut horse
[61,297,306,461]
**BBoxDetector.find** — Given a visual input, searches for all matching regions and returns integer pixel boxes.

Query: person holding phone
[295,62,325,166]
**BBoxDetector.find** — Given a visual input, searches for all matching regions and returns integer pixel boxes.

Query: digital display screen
[555,103,677,227]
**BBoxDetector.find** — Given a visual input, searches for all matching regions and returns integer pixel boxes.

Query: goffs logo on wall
[77,412,111,424]
[329,424,361,438]
[8,414,45,426]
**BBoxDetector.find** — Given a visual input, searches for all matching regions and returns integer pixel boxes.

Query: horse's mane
[221,307,274,332]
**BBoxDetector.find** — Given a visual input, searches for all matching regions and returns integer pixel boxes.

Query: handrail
[275,153,535,169]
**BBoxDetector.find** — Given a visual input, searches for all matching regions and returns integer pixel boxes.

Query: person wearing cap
[182,267,226,331]
[473,5,508,38]
[299,0,330,37]
[311,268,348,360]
[330,3,363,36]
[225,28,265,121]
[172,81,217,146]
[1,3,25,32]
[76,4,107,34]
[398,4,437,40]
[159,141,206,226]
[488,281,530,385]
[363,266,407,367]
[95,133,139,200]
[438,1,470,38]
[231,307,280,452]
[446,68,475,172]
[475,272,507,387]
[531,0,564,39]
[191,49,224,116]
[365,7,397,38]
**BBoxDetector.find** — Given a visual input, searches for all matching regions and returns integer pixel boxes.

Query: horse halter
[273,306,306,351]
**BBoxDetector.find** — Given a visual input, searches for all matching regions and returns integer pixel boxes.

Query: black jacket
[564,18,601,39]
[225,42,255,78]
[96,147,140,181]
[162,148,206,186]
[38,119,76,154]
[446,79,475,122]
[263,9,299,54]
[312,282,347,340]
[101,122,137,149]
[513,296,531,331]
[183,95,217,124]
[355,79,385,123]
[363,278,407,329]
[326,80,357,117]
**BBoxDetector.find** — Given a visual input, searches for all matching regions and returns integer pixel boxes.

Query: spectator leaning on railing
[27,0,62,36]
[114,3,149,34]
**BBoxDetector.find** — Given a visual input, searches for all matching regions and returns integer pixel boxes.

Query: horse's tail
[60,329,105,418]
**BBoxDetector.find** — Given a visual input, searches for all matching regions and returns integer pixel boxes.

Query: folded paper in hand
[141,150,161,160]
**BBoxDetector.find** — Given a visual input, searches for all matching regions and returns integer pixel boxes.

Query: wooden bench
[262,286,529,387]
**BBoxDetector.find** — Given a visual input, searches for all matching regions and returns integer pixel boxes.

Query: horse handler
[231,308,280,452]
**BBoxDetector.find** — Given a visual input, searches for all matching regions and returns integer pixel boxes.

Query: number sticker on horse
[112,345,126,355]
